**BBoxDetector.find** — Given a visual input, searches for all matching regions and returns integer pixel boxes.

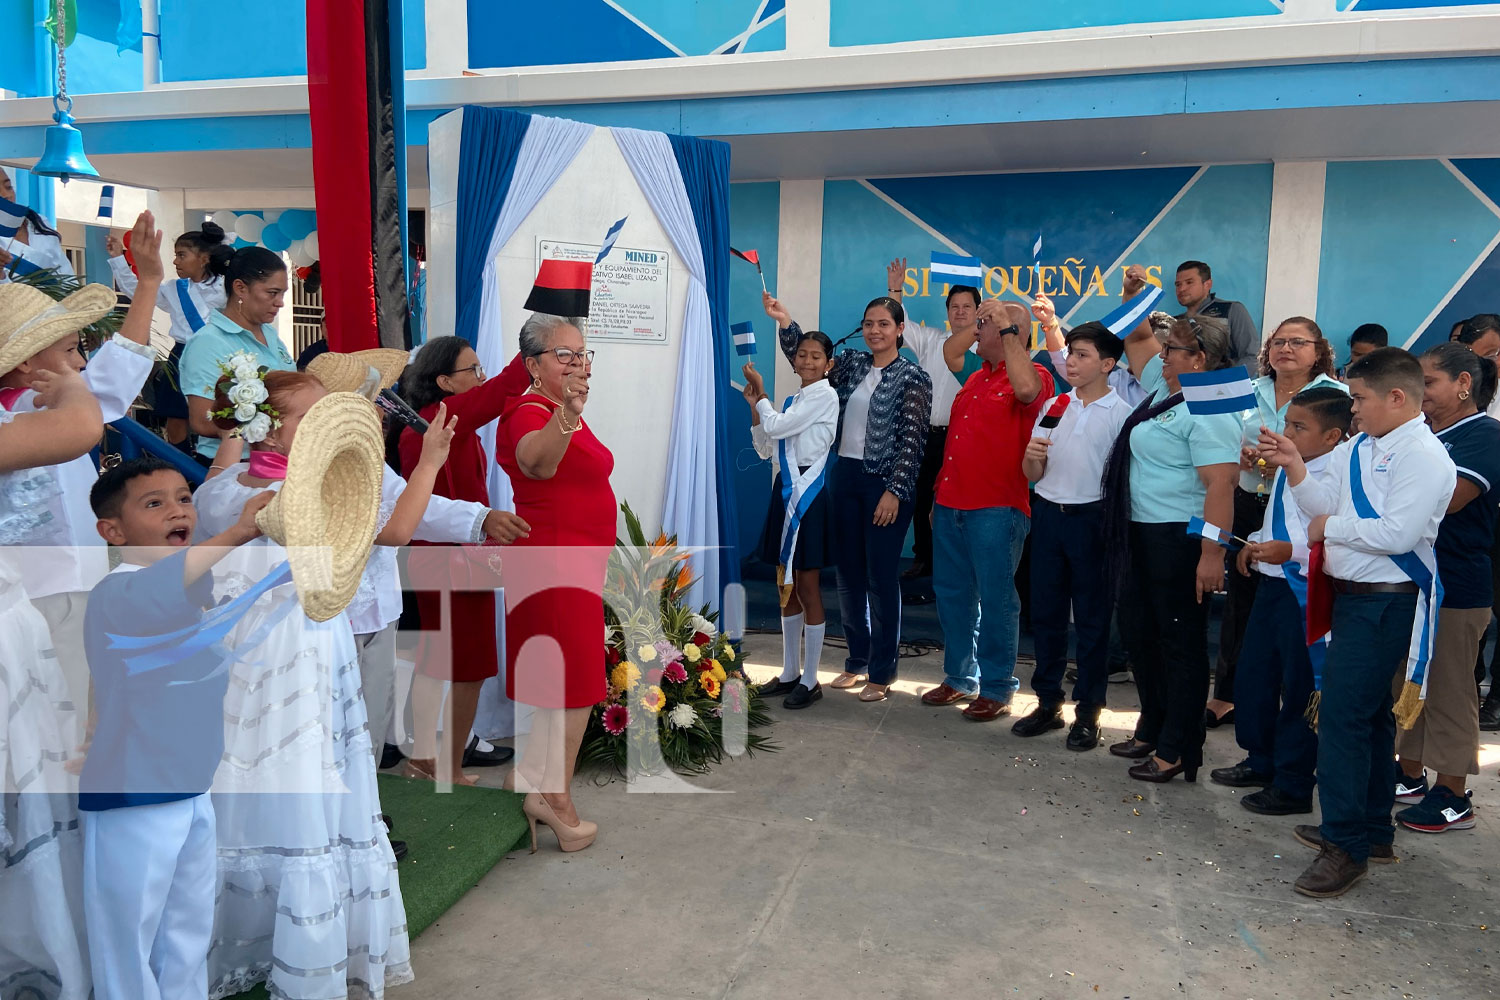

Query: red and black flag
[525,259,593,317]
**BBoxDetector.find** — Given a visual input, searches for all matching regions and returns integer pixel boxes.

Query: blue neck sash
[775,393,830,591]
[1270,469,1329,690]
[175,278,206,333]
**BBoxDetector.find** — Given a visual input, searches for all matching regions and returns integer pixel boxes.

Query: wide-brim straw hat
[0,282,117,376]
[306,348,409,396]
[255,392,384,622]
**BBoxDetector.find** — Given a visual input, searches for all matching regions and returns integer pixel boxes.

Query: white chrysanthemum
[243,412,273,443]
[234,401,258,422]
[689,614,717,637]
[668,703,698,730]
[228,378,268,406]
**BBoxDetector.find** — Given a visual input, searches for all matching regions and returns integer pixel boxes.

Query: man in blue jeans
[923,299,1051,720]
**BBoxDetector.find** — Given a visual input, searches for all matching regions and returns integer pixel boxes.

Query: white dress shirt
[1248,452,1331,579]
[1288,415,1455,584]
[838,368,882,461]
[1,230,73,283]
[11,335,156,600]
[752,379,839,470]
[110,256,226,345]
[1030,388,1130,505]
[903,321,967,426]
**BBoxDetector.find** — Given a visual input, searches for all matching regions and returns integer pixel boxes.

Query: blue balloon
[260,224,291,252]
[278,209,316,241]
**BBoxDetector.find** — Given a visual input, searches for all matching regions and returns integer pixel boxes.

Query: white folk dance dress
[192,472,412,1000]
[0,453,88,999]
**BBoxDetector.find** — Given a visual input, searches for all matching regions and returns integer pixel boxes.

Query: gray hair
[518,313,585,358]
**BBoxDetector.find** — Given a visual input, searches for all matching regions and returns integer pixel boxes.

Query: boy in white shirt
[1212,387,1350,817]
[1260,348,1456,899]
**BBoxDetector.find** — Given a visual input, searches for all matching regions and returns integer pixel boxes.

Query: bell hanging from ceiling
[33,100,98,184]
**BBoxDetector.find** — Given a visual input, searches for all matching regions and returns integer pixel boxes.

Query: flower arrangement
[210,351,279,442]
[580,502,776,776]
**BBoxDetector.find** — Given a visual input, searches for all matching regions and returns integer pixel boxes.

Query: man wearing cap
[1174,260,1258,369]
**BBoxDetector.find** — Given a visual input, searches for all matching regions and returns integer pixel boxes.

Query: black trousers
[1214,486,1269,701]
[910,426,947,570]
[1120,522,1212,767]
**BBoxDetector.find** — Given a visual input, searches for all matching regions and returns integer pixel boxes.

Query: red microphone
[1038,395,1071,438]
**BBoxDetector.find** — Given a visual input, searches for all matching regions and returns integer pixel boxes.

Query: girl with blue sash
[742,330,839,710]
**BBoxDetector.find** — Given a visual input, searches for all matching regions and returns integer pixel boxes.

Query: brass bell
[33,101,98,184]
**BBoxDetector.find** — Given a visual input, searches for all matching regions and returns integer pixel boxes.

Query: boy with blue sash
[80,457,272,999]
[1213,387,1350,814]
[1260,349,1455,899]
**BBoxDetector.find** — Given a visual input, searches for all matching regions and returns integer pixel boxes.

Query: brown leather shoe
[1293,844,1368,898]
[961,697,1012,722]
[1293,825,1398,864]
[921,683,972,706]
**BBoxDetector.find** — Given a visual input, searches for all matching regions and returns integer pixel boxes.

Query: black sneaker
[391,839,409,862]
[1011,703,1065,737]
[784,683,822,710]
[1241,786,1313,816]
[1394,772,1428,805]
[759,677,801,698]
[1209,762,1273,788]
[1066,717,1101,751]
[1396,785,1476,833]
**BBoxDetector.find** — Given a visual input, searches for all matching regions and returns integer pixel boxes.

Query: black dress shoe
[1204,707,1236,729]
[783,683,822,709]
[1066,719,1100,751]
[1241,786,1313,815]
[1480,693,1500,732]
[1129,758,1198,783]
[759,677,801,698]
[1209,762,1273,788]
[380,743,406,770]
[1108,739,1155,759]
[1011,704,1065,737]
[462,736,515,768]
[382,813,393,832]
[391,839,409,862]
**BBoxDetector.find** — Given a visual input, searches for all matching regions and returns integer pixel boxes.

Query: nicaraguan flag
[0,196,26,239]
[1031,230,1043,267]
[1098,282,1164,336]
[98,185,115,220]
[1187,516,1237,549]
[5,255,44,277]
[595,216,626,264]
[1179,365,1255,415]
[930,251,983,286]
[732,320,756,357]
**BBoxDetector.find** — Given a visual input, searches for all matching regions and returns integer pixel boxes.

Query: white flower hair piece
[210,350,282,443]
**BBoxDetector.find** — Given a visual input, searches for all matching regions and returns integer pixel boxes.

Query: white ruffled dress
[193,470,412,999]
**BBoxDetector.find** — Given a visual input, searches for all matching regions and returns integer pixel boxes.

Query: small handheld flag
[930,251,983,287]
[731,247,766,292]
[0,196,25,239]
[1031,230,1044,268]
[731,320,756,357]
[4,255,44,277]
[525,259,594,316]
[98,184,115,221]
[1179,365,1255,415]
[1038,394,1070,438]
[594,216,626,264]
[1187,516,1246,549]
[1098,282,1164,336]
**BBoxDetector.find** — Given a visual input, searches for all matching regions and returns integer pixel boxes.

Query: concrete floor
[394,634,1499,1000]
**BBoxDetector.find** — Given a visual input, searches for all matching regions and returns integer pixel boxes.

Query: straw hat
[0,282,117,376]
[306,348,409,397]
[255,392,384,622]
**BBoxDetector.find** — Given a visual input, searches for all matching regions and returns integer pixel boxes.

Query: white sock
[780,614,804,682]
[802,622,825,689]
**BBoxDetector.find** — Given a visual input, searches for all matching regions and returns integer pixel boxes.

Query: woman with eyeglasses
[1205,318,1345,740]
[495,313,614,853]
[1102,307,1241,783]
[398,335,531,784]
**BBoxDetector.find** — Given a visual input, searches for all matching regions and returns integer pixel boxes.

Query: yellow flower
[636,643,658,663]
[610,662,641,692]
[699,673,721,699]
[709,660,726,682]
[723,645,736,662]
[641,685,666,714]
[683,643,702,663]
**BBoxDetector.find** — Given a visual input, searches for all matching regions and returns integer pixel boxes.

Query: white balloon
[289,239,315,267]
[263,209,283,224]
[235,214,266,243]
[211,210,237,233]
[303,231,319,260]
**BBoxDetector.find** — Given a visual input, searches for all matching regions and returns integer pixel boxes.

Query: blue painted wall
[727,181,781,560]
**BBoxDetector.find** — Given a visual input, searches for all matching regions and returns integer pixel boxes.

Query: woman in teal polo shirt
[1103,314,1240,784]
[180,246,295,468]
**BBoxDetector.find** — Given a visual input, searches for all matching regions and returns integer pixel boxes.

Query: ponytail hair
[177,220,235,277]
[208,245,287,298]
[1424,340,1498,413]
[863,296,906,348]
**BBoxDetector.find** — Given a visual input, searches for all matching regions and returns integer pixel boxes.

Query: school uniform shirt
[109,254,226,345]
[751,379,839,467]
[1126,355,1243,523]
[1288,414,1456,584]
[902,321,964,426]
[1246,453,1332,578]
[1048,346,1147,407]
[1031,388,1130,505]
[1237,373,1346,492]
[78,553,225,811]
[0,229,72,283]
[1432,412,1500,609]
[8,334,156,601]
[179,309,295,459]
[936,357,1054,515]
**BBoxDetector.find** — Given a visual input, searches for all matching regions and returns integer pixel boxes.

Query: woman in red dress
[398,336,530,783]
[496,313,615,853]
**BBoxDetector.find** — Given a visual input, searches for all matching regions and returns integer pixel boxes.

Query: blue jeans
[1028,497,1109,715]
[933,504,1028,702]
[1318,591,1414,864]
[1233,575,1319,800]
[831,462,914,685]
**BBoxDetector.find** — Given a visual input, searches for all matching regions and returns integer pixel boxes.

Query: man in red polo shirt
[922,299,1052,720]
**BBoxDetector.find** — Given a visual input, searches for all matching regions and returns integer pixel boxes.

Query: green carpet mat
[232,775,527,998]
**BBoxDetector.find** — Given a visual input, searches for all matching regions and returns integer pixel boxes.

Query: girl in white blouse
[0,170,74,282]
[742,329,839,710]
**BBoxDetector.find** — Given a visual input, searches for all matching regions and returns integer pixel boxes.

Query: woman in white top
[0,170,74,281]
[108,221,231,446]
[742,329,839,710]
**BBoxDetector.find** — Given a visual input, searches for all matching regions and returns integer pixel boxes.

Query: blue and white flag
[930,251,983,286]
[1179,365,1254,415]
[594,216,627,264]
[1187,516,1238,549]
[732,320,756,357]
[98,185,115,220]
[1097,282,1164,336]
[1031,230,1043,267]
[5,255,43,277]
[0,196,26,239]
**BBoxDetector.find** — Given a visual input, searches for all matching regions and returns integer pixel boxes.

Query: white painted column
[1261,161,1326,331]
[774,179,824,403]
[146,187,188,247]
[784,0,830,54]
[140,1,161,86]
[424,109,463,340]
[424,0,468,76]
